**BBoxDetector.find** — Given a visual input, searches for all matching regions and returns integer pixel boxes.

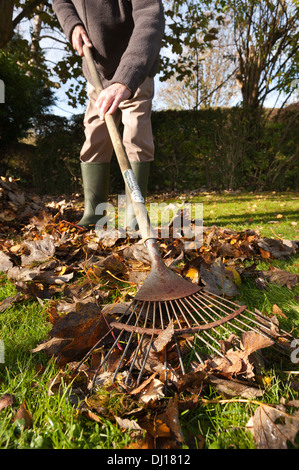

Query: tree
[0,0,46,48]
[0,1,86,107]
[230,0,299,110]
[0,47,54,154]
[160,0,227,83]
[160,0,299,111]
[156,24,240,110]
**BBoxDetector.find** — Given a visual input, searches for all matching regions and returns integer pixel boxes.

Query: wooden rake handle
[83,45,156,242]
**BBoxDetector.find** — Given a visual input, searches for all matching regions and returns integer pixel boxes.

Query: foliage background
[2,106,298,195]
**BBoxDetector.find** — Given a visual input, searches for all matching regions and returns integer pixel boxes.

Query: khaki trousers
[80,77,155,163]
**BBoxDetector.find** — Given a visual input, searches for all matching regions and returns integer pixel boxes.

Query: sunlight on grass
[198,191,299,239]
[151,191,299,239]
[0,191,298,449]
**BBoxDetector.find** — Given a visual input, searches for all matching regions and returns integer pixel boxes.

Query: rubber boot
[77,162,110,228]
[125,161,150,231]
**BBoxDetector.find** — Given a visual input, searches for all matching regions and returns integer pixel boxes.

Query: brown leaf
[200,258,239,297]
[0,251,13,272]
[178,369,207,392]
[12,401,32,429]
[241,331,274,355]
[272,304,287,318]
[115,416,143,431]
[47,304,110,365]
[31,337,72,356]
[123,241,151,265]
[21,235,55,266]
[103,253,126,274]
[165,394,185,445]
[153,320,174,352]
[257,238,297,259]
[0,393,14,411]
[209,375,264,399]
[139,378,165,403]
[0,293,22,313]
[140,414,172,438]
[128,270,148,287]
[268,268,298,289]
[260,248,271,259]
[249,404,299,449]
[209,350,251,379]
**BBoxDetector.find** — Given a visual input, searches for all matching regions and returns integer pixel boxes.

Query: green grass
[199,191,299,239]
[0,279,132,449]
[151,190,299,239]
[0,191,298,449]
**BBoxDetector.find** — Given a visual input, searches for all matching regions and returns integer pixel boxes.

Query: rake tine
[124,301,152,385]
[135,302,156,386]
[112,301,148,382]
[73,301,136,373]
[194,292,267,336]
[198,292,279,337]
[186,294,233,336]
[90,328,127,390]
[163,301,186,375]
[191,293,251,343]
[168,300,205,365]
[158,302,168,386]
[90,301,144,389]
[196,292,291,354]
[175,298,224,357]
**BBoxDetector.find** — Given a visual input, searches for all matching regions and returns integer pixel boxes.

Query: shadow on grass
[205,209,299,226]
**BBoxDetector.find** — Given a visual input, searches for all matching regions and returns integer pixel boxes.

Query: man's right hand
[72,25,92,56]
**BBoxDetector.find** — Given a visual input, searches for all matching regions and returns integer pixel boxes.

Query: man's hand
[95,83,131,120]
[72,25,92,56]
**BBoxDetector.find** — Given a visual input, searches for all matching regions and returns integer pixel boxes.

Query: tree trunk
[29,5,44,68]
[0,1,14,48]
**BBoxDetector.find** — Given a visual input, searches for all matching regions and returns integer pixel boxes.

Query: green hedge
[151,107,299,192]
[3,107,298,194]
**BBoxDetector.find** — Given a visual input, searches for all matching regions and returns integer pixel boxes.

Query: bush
[2,106,298,195]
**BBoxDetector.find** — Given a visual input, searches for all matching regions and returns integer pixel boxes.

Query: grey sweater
[52,0,165,95]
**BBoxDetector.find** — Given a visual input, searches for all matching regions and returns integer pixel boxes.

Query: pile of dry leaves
[0,177,298,449]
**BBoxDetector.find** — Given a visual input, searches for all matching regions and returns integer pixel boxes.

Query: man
[52,0,165,229]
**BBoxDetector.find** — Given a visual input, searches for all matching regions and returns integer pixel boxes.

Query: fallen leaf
[209,375,264,399]
[272,304,287,318]
[268,268,297,289]
[257,238,297,259]
[21,236,56,266]
[115,417,143,431]
[153,320,174,352]
[140,378,165,403]
[165,394,185,445]
[249,404,299,449]
[241,331,274,355]
[185,266,200,284]
[31,337,72,356]
[200,258,239,297]
[0,293,22,313]
[12,401,33,429]
[0,393,14,411]
[0,251,13,272]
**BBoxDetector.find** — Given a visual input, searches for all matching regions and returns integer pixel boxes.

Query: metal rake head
[83,289,292,390]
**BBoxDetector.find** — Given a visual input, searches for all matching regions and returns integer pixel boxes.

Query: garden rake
[81,45,293,389]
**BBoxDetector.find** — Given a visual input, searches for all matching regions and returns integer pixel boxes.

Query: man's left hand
[95,83,131,120]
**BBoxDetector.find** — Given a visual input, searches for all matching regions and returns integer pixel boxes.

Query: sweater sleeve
[52,0,83,43]
[110,0,165,95]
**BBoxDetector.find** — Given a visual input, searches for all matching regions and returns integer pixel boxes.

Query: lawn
[0,190,298,450]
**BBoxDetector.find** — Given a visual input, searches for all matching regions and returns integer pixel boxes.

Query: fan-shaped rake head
[82,289,292,391]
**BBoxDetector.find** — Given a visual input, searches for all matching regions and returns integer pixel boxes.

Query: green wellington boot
[77,162,110,228]
[125,161,150,231]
